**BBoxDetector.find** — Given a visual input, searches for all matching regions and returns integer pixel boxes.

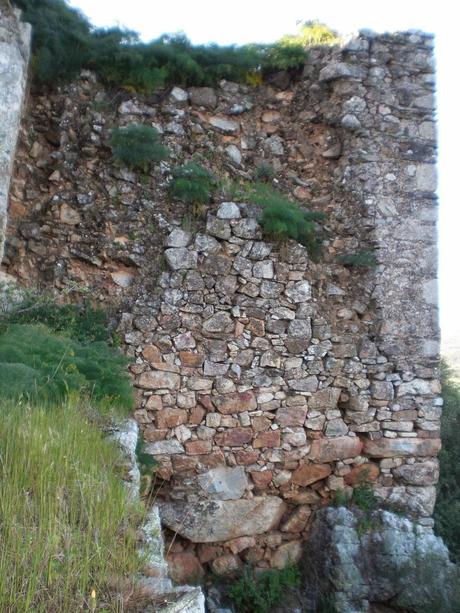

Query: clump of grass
[0,399,144,612]
[109,124,169,171]
[247,183,326,259]
[337,250,377,269]
[228,565,300,613]
[352,482,379,513]
[253,162,275,183]
[0,323,133,413]
[169,162,215,216]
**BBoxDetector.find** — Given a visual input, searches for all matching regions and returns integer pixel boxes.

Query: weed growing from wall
[109,124,169,171]
[253,162,275,183]
[227,565,300,613]
[248,183,326,259]
[169,163,215,216]
[338,250,377,269]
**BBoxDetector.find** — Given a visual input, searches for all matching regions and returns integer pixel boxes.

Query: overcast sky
[68,0,459,344]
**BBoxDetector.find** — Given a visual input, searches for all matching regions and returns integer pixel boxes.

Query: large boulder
[159,496,286,542]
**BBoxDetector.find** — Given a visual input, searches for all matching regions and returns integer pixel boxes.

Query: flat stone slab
[309,436,363,463]
[363,437,441,458]
[159,496,286,542]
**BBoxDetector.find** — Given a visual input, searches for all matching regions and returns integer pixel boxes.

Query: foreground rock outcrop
[300,507,458,612]
[112,419,205,612]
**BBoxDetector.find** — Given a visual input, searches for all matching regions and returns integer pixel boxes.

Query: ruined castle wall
[140,32,441,572]
[2,29,440,574]
[0,1,30,262]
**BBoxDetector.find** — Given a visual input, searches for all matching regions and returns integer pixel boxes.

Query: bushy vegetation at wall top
[13,0,337,90]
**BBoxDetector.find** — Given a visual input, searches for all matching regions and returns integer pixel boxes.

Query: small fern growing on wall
[109,124,169,171]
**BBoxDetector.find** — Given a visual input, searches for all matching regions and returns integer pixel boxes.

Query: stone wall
[2,28,440,576]
[0,1,30,262]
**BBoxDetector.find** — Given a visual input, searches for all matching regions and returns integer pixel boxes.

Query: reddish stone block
[246,318,265,337]
[143,427,168,442]
[234,449,260,465]
[253,430,281,448]
[155,459,173,480]
[215,428,253,446]
[171,455,199,473]
[309,436,363,463]
[179,351,205,367]
[185,440,213,455]
[145,394,162,410]
[211,554,242,576]
[199,451,226,468]
[189,405,206,424]
[197,544,223,564]
[283,490,321,505]
[292,462,331,486]
[214,391,257,414]
[166,552,204,584]
[281,505,312,533]
[252,416,272,432]
[275,405,309,427]
[250,470,273,488]
[198,394,215,412]
[344,463,380,487]
[142,344,162,363]
[226,536,256,555]
[156,409,188,429]
[138,370,180,390]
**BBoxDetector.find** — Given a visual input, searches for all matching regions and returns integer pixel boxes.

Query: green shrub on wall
[109,124,169,171]
[248,183,326,259]
[253,162,275,183]
[169,162,215,215]
[12,0,92,84]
